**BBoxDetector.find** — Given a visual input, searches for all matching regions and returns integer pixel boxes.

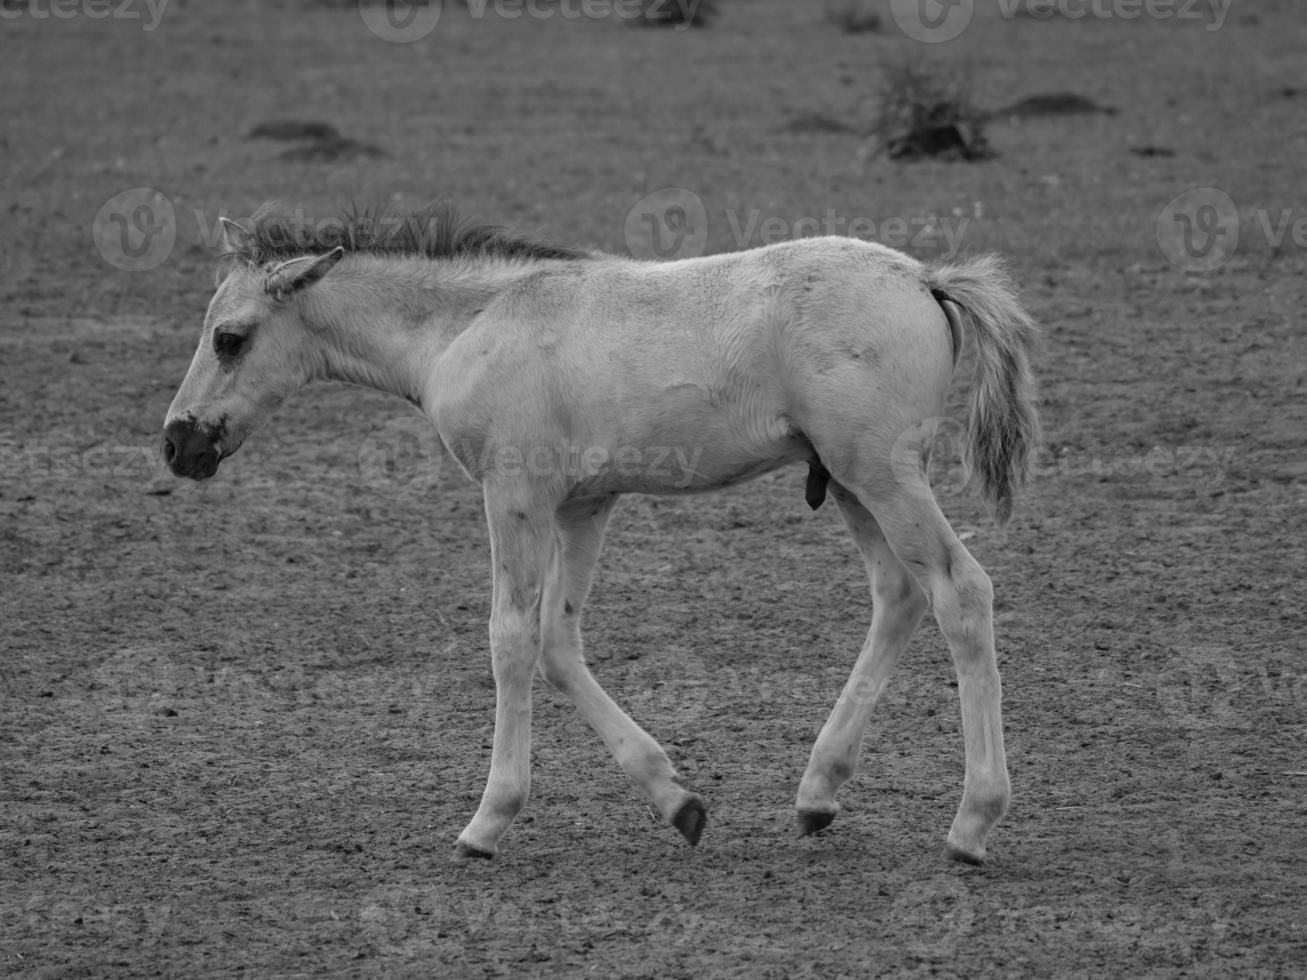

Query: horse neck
[299,255,526,403]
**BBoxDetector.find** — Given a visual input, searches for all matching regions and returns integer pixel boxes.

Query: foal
[162,204,1039,863]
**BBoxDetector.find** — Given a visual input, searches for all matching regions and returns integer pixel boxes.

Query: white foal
[162,204,1039,863]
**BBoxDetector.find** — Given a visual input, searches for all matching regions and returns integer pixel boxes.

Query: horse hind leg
[537,497,706,846]
[850,474,1012,863]
[796,481,929,835]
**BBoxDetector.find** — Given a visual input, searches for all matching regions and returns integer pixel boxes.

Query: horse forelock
[229,201,591,267]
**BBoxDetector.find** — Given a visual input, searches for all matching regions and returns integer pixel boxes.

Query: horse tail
[926,255,1041,524]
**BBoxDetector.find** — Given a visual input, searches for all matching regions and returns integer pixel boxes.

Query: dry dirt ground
[2,2,1305,977]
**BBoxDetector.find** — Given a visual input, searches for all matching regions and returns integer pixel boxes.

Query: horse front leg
[796,483,928,835]
[454,491,554,860]
[539,497,706,845]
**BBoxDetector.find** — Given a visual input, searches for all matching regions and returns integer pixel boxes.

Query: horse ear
[218,217,249,254]
[266,247,345,297]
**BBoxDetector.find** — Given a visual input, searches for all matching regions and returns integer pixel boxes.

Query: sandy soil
[2,2,1305,977]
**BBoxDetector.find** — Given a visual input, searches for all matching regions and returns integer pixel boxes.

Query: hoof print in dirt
[247,117,386,163]
[247,119,343,142]
[780,112,857,136]
[987,93,1118,121]
[1129,145,1176,158]
[277,138,387,163]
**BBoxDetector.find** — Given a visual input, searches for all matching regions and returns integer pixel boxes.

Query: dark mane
[231,202,591,265]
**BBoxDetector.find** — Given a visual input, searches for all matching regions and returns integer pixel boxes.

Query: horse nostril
[161,434,177,465]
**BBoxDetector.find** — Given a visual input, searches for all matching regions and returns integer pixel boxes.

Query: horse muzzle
[161,416,225,480]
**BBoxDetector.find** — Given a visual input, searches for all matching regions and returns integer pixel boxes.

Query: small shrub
[826,0,882,34]
[869,60,992,161]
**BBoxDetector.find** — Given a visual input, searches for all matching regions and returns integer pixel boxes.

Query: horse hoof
[795,807,837,837]
[452,840,495,862]
[671,795,707,846]
[944,841,986,865]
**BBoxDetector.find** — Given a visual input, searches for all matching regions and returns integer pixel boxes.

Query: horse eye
[213,331,247,357]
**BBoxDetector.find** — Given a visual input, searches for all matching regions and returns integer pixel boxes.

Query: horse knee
[488,610,543,680]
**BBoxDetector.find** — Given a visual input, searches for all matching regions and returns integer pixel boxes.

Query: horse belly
[565,386,809,497]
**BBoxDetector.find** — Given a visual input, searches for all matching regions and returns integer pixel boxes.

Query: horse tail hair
[926,255,1041,524]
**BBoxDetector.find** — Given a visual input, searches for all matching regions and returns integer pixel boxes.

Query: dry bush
[826,0,882,34]
[869,60,992,161]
